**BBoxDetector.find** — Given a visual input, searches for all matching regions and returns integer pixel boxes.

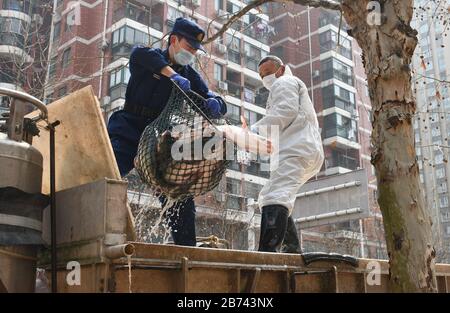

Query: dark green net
[135,86,230,200]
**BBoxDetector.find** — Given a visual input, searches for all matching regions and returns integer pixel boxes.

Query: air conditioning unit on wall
[218,81,228,91]
[191,0,201,7]
[216,43,227,54]
[312,70,320,79]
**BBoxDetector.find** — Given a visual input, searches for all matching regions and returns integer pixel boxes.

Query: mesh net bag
[134,85,230,200]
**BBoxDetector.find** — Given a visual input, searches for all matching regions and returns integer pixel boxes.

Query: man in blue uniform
[107,18,227,246]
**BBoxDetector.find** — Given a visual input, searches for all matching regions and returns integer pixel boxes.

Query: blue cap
[172,17,206,52]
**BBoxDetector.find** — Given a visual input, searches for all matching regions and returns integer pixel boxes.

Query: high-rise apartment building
[412,0,450,263]
[0,0,52,114]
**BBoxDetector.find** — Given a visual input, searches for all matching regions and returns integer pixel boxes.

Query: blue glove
[170,73,191,92]
[205,98,221,118]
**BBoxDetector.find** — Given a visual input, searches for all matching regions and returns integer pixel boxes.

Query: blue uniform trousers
[108,110,196,246]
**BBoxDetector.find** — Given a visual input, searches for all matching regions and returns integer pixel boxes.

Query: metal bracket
[245,267,261,293]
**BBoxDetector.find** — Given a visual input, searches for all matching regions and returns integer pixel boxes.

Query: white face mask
[262,73,277,90]
[174,38,195,66]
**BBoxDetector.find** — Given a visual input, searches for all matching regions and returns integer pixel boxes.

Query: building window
[53,22,61,42]
[438,182,447,194]
[112,27,125,46]
[441,211,450,221]
[48,56,57,79]
[436,167,446,179]
[226,103,240,124]
[326,149,358,170]
[214,63,223,82]
[0,16,23,33]
[323,113,358,142]
[244,42,267,72]
[321,57,354,86]
[225,34,241,64]
[440,196,449,208]
[111,26,150,59]
[2,0,30,12]
[319,30,352,59]
[215,0,224,10]
[167,7,184,30]
[109,67,130,88]
[149,36,162,49]
[0,17,25,49]
[322,84,356,113]
[61,48,71,68]
[226,1,241,15]
[435,153,444,165]
[109,66,130,101]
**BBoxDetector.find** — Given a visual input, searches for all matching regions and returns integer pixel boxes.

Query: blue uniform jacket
[107,45,227,176]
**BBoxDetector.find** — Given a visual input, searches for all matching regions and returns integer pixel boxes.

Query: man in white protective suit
[244,55,324,253]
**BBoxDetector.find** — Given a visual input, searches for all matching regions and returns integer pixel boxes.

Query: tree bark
[341,0,437,292]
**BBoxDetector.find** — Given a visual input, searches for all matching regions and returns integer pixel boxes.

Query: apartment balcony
[0,32,33,62]
[320,39,352,60]
[0,67,25,86]
[111,42,134,60]
[319,11,350,31]
[112,1,164,32]
[244,56,259,72]
[324,150,358,175]
[226,80,241,99]
[227,161,241,172]
[109,83,127,103]
[227,49,241,65]
[225,194,244,211]
[2,0,32,13]
[243,26,269,44]
[322,67,354,86]
[325,230,364,240]
[245,161,270,179]
[331,154,357,169]
[243,87,255,103]
[254,90,268,108]
[323,125,360,150]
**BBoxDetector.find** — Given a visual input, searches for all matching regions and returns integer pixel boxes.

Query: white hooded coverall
[251,69,324,214]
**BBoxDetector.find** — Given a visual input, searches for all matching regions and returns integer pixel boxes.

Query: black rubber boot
[258,205,289,252]
[281,215,302,254]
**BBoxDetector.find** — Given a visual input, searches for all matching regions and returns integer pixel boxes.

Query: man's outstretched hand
[170,73,191,92]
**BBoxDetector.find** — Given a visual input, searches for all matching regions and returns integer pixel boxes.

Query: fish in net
[134,85,231,200]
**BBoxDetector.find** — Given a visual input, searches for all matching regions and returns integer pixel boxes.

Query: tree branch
[203,0,341,45]
[292,0,341,10]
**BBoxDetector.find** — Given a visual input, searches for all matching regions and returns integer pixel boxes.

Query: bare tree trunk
[341,0,436,292]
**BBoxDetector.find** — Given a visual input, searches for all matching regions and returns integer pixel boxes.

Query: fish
[135,124,228,200]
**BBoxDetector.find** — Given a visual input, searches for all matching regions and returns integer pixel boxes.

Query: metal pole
[48,120,60,293]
